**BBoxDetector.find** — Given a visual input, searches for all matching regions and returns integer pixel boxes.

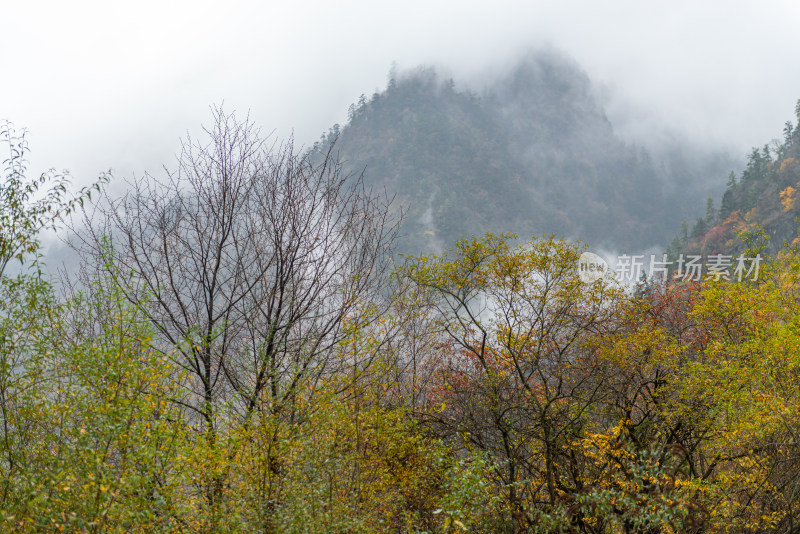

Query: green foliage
[1,279,190,533]
[0,121,107,276]
[264,394,482,532]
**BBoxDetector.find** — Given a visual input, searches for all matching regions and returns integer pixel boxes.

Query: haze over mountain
[671,100,800,258]
[8,4,800,530]
[314,51,735,255]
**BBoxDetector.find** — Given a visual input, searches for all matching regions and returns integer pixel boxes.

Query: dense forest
[314,52,734,255]
[4,86,800,532]
[669,100,800,258]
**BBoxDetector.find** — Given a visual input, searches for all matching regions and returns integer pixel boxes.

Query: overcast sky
[3,0,800,188]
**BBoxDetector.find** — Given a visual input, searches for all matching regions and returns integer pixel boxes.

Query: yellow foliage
[779,156,797,173]
[780,184,797,212]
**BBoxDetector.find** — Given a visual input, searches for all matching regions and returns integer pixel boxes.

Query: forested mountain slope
[313,52,733,254]
[672,100,800,257]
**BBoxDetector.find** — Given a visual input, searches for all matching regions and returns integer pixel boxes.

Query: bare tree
[76,107,398,435]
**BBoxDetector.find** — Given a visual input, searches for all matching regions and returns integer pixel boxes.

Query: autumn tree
[72,108,399,520]
[0,124,188,532]
[0,122,106,502]
[671,247,800,531]
[400,234,623,530]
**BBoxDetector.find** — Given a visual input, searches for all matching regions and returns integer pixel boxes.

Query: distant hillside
[312,52,733,255]
[669,100,800,257]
